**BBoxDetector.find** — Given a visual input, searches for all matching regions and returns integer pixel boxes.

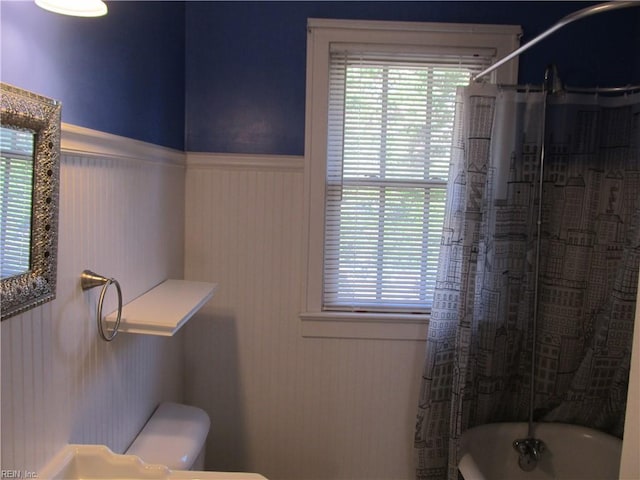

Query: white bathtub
[458,422,622,480]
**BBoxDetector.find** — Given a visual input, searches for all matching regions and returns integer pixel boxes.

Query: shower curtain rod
[473,1,640,83]
[563,84,640,94]
[497,83,640,94]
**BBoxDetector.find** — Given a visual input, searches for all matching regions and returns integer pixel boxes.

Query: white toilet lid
[126,402,210,470]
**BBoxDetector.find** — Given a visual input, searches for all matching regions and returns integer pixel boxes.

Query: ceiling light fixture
[35,0,107,17]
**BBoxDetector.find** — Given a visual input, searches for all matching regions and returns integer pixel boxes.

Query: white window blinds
[323,46,492,313]
[1,126,35,278]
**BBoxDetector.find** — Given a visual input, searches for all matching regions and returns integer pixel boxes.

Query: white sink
[38,445,267,479]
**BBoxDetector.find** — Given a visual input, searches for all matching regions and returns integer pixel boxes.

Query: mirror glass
[1,126,35,278]
[0,83,61,320]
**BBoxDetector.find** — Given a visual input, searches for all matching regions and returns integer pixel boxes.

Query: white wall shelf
[105,279,217,336]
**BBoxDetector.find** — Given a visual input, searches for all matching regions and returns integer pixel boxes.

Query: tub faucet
[513,437,545,472]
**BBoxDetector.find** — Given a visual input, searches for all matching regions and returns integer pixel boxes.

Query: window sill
[300,311,429,341]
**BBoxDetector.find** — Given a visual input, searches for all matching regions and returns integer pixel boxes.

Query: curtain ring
[96,278,122,341]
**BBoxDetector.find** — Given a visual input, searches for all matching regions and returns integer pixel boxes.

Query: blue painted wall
[2,1,638,154]
[185,1,639,155]
[1,1,185,150]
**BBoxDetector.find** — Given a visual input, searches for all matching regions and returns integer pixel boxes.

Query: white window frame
[301,18,521,340]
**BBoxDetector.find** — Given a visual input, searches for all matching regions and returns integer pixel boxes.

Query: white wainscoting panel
[1,127,186,473]
[184,153,427,480]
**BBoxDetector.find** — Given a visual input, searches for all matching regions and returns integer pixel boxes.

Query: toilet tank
[126,402,210,471]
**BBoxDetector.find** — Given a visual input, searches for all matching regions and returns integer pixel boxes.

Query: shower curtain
[414,83,640,480]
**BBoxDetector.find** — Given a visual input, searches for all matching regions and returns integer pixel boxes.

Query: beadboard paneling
[184,154,426,480]
[1,130,185,473]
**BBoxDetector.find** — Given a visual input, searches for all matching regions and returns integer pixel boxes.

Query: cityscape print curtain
[414,83,640,480]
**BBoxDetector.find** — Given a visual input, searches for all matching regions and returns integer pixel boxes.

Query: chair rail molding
[61,123,186,167]
[186,152,304,172]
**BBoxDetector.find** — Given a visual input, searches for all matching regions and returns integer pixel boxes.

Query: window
[302,19,520,339]
[1,126,35,278]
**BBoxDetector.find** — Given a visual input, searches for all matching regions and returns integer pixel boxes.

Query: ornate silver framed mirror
[1,83,61,320]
